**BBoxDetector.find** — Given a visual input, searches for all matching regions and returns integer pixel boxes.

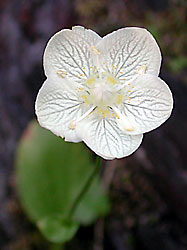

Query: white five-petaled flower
[35,26,173,160]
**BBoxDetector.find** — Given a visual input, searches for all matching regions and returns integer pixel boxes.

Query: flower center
[81,74,121,110]
[89,80,114,107]
[70,73,135,131]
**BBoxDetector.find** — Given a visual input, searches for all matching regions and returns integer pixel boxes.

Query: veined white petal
[35,74,86,142]
[117,74,173,135]
[72,26,101,44]
[64,130,81,143]
[96,27,161,82]
[76,115,143,160]
[44,26,101,84]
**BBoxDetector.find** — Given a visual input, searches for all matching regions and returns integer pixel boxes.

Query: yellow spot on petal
[78,88,84,91]
[137,65,146,74]
[90,45,100,55]
[125,126,134,132]
[112,112,120,119]
[57,70,67,78]
[128,97,131,103]
[107,75,117,85]
[69,120,76,130]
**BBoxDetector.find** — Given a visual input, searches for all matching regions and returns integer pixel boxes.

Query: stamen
[116,94,124,104]
[96,107,109,118]
[68,106,96,130]
[86,77,96,85]
[81,95,89,105]
[112,107,134,132]
[107,75,117,85]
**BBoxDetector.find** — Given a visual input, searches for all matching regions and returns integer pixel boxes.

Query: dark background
[0,0,187,249]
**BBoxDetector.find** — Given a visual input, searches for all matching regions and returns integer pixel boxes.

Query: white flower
[35,26,173,160]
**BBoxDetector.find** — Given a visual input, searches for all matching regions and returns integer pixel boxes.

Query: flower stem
[68,156,101,219]
[50,243,64,250]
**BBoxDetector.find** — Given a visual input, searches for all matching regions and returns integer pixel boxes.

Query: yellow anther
[137,65,146,74]
[107,75,117,85]
[57,70,67,78]
[90,45,100,55]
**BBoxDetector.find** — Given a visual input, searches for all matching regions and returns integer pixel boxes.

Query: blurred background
[0,0,187,249]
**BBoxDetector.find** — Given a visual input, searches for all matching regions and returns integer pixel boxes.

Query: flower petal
[76,115,143,160]
[96,27,161,82]
[44,26,102,84]
[116,74,173,135]
[35,74,86,142]
[72,26,101,44]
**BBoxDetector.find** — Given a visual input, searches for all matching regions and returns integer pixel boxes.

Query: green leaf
[15,121,109,243]
[38,215,79,243]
